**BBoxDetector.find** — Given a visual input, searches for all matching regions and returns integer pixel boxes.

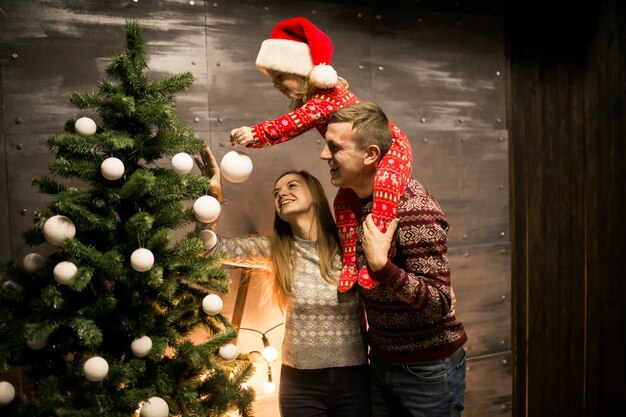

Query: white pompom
[202,294,223,315]
[53,261,77,285]
[74,116,97,136]
[193,195,221,223]
[22,252,46,273]
[220,150,253,183]
[101,157,125,181]
[309,64,337,88]
[26,333,48,350]
[43,215,76,246]
[83,356,109,382]
[171,152,194,174]
[130,248,154,272]
[131,336,153,358]
[140,396,169,417]
[199,230,217,250]
[0,381,16,406]
[218,343,238,361]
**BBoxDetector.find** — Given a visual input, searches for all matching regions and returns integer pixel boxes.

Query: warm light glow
[241,382,249,390]
[262,345,278,362]
[263,380,276,394]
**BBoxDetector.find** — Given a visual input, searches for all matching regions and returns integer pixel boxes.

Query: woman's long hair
[289,75,350,110]
[268,171,341,309]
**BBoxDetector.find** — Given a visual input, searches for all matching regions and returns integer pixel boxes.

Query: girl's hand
[362,214,399,272]
[194,147,223,203]
[229,127,254,146]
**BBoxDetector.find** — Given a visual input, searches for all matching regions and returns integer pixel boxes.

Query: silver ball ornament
[83,356,109,382]
[74,116,97,136]
[140,396,169,417]
[193,195,221,223]
[22,252,46,273]
[101,157,125,181]
[171,152,194,174]
[130,248,155,272]
[53,261,77,285]
[0,381,16,406]
[220,150,253,183]
[26,333,49,350]
[218,343,238,361]
[199,230,217,250]
[131,336,153,358]
[43,215,76,246]
[202,294,223,315]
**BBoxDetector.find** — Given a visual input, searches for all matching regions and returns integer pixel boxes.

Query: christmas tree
[0,22,254,417]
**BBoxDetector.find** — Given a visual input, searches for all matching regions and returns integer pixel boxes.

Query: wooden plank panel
[464,351,512,416]
[407,129,509,248]
[450,243,511,358]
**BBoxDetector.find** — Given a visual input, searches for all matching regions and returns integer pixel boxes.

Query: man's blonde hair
[328,101,393,154]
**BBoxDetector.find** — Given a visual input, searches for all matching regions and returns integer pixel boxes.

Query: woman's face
[266,69,304,99]
[273,173,314,222]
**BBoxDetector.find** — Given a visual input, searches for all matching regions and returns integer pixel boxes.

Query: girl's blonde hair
[289,75,350,110]
[267,171,341,309]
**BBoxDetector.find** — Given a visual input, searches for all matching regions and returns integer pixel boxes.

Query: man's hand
[194,147,223,203]
[229,126,254,146]
[362,214,399,272]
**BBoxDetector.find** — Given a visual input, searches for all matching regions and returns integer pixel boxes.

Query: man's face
[320,122,368,190]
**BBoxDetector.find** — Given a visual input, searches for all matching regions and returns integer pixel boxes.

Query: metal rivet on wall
[311,9,316,14]
[16,144,23,150]
[376,14,382,20]
[194,117,200,123]
[264,6,269,11]
[422,138,428,143]
[500,232,505,238]
[358,65,365,70]
[458,118,463,124]
[462,234,468,240]
[222,199,228,205]
[191,60,196,65]
[217,117,224,123]
[496,70,501,77]
[15,118,22,124]
[501,249,507,255]
[357,13,363,18]
[499,136,504,142]
[216,61,221,67]
[11,53,18,59]
[464,253,470,258]
[21,209,27,215]
[498,184,504,190]
[316,139,322,145]
[500,340,506,345]
[496,117,502,124]
[213,2,218,7]
[461,137,466,142]
[420,117,426,123]
[189,0,195,5]
[502,359,508,365]
[378,66,384,71]
[501,295,507,300]
[219,142,225,147]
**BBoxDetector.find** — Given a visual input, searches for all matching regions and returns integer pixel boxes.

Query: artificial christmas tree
[0,22,254,417]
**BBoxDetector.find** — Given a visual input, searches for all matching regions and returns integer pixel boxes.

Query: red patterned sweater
[358,179,467,363]
[246,84,413,292]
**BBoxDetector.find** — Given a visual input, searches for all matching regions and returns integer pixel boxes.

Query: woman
[195,148,370,417]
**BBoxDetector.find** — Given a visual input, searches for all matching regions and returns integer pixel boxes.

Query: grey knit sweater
[213,234,367,369]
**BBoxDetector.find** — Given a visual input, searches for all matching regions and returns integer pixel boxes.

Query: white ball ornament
[101,157,125,181]
[43,215,76,246]
[193,195,221,223]
[199,229,218,250]
[220,150,253,183]
[171,152,194,174]
[22,252,46,273]
[202,294,223,315]
[130,248,155,272]
[53,261,77,285]
[131,336,153,358]
[74,116,97,136]
[218,343,238,361]
[83,356,109,382]
[140,396,169,417]
[27,333,49,350]
[0,381,16,406]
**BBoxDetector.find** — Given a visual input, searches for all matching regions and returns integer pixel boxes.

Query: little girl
[230,17,413,292]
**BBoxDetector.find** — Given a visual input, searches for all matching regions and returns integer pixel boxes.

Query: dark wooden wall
[0,1,511,416]
[506,0,626,416]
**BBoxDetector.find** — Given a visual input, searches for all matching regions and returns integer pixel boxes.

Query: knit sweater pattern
[359,179,468,363]
[214,235,368,370]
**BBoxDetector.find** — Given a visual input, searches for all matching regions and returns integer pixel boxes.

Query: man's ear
[364,145,382,166]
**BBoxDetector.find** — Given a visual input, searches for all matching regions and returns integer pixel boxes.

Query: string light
[263,368,276,394]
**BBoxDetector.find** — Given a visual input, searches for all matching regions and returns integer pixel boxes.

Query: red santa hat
[255,17,338,88]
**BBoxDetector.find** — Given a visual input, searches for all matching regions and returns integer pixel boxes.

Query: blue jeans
[279,364,371,417]
[369,347,466,417]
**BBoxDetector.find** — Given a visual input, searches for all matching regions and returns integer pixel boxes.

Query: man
[320,101,468,417]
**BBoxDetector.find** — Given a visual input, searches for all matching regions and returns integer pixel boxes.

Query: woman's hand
[194,147,223,203]
[229,126,254,146]
[362,214,399,272]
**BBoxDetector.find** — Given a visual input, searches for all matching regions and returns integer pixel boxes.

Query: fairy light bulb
[263,369,276,394]
[261,334,278,362]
